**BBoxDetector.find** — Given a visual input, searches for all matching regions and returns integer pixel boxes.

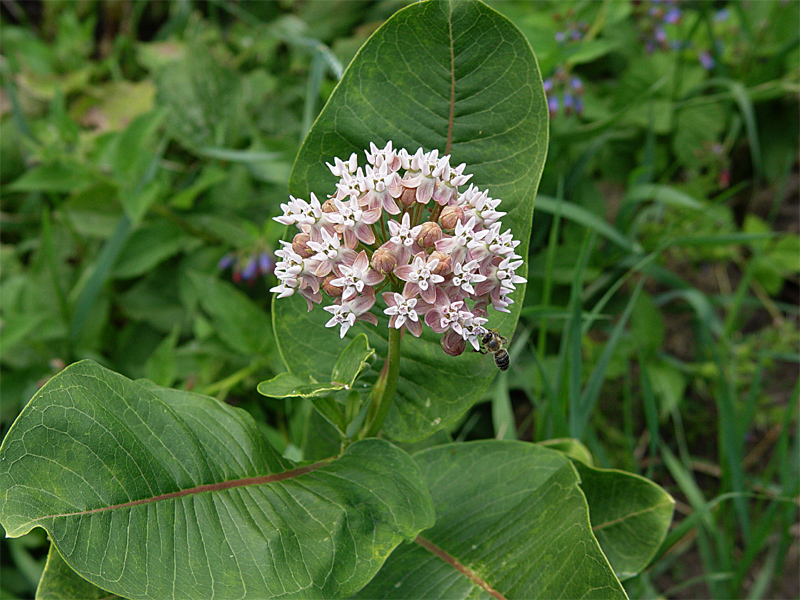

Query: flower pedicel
[271,142,526,357]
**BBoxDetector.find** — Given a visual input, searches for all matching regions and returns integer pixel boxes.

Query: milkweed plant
[0,1,673,599]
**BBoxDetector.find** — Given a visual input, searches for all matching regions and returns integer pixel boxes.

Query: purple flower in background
[699,51,715,70]
[548,95,559,117]
[544,69,586,119]
[664,8,681,24]
[241,256,259,281]
[258,252,274,274]
[218,253,235,271]
[563,93,574,114]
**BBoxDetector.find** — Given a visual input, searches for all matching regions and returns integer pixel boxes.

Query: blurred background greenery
[0,1,797,598]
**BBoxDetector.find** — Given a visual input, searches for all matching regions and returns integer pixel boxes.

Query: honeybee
[478,329,509,371]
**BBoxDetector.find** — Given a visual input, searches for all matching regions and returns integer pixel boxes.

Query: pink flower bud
[399,186,417,207]
[292,232,313,258]
[322,274,343,298]
[439,206,464,230]
[371,245,399,274]
[417,221,443,248]
[441,330,466,356]
[429,251,451,275]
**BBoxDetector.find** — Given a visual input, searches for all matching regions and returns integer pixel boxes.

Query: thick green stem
[360,326,402,438]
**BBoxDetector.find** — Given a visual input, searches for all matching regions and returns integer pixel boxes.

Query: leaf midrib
[591,499,674,532]
[30,459,332,523]
[415,535,507,600]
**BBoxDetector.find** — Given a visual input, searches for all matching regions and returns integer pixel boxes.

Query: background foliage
[0,0,797,598]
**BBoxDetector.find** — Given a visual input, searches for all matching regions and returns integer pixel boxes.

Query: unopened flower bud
[322,274,343,298]
[417,221,443,248]
[321,198,338,213]
[441,330,466,356]
[399,186,416,207]
[439,206,464,230]
[429,251,451,276]
[292,232,313,258]
[371,245,399,274]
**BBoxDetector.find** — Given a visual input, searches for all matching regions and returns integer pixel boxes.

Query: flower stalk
[359,325,402,439]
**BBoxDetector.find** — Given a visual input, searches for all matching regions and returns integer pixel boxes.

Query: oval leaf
[0,361,435,600]
[354,441,626,599]
[573,460,675,579]
[274,0,548,442]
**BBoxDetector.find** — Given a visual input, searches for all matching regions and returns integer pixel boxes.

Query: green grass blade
[571,279,644,440]
[535,196,640,253]
[563,232,595,439]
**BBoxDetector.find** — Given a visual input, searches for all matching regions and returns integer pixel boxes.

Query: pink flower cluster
[271,142,526,356]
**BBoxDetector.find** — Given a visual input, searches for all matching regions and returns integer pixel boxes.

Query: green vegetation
[1,1,797,598]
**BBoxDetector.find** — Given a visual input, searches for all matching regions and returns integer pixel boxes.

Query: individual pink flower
[424,289,467,334]
[432,155,472,205]
[401,148,439,204]
[394,252,445,303]
[458,311,488,351]
[275,193,331,241]
[334,168,368,202]
[323,290,378,338]
[329,250,384,301]
[365,141,402,172]
[460,184,505,227]
[328,197,381,246]
[382,290,422,337]
[362,164,402,214]
[326,153,359,178]
[306,228,358,277]
[449,259,487,296]
[434,216,485,265]
[386,213,423,265]
[270,243,323,312]
[488,226,522,257]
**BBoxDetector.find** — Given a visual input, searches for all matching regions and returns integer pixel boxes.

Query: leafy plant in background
[0,1,676,599]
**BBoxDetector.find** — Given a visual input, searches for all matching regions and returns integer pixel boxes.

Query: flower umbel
[271,143,527,356]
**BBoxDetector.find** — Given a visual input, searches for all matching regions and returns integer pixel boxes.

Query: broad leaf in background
[573,460,675,580]
[36,545,116,600]
[274,0,548,441]
[539,439,674,579]
[353,441,626,599]
[0,361,435,600]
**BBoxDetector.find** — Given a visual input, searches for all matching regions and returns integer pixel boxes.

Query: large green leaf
[353,441,626,599]
[0,361,435,600]
[274,0,548,442]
